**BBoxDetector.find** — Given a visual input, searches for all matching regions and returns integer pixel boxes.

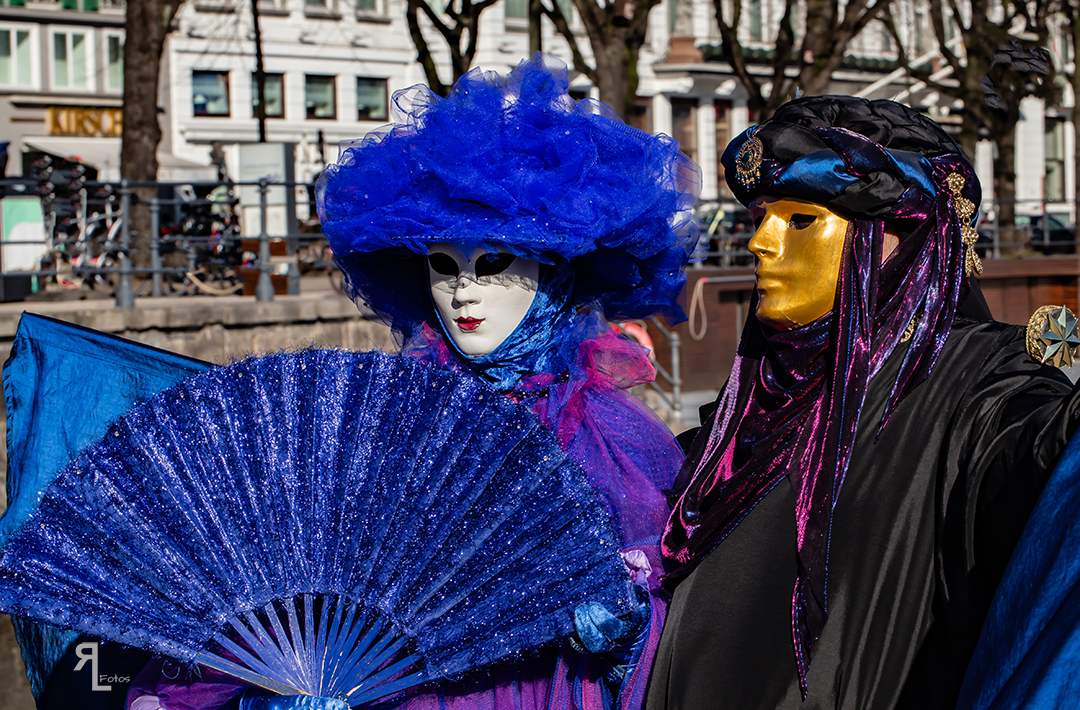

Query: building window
[914,7,926,55]
[0,27,32,87]
[106,34,122,90]
[627,95,652,133]
[1046,118,1066,203]
[504,0,526,20]
[555,0,574,24]
[355,0,384,16]
[305,0,338,15]
[193,70,230,116]
[671,98,698,164]
[306,74,336,119]
[715,100,732,198]
[252,73,284,118]
[52,30,90,89]
[356,77,388,121]
[748,0,763,42]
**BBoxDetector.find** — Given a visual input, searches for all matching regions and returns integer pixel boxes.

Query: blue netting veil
[316,52,702,341]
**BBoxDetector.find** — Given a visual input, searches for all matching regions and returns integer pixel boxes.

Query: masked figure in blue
[123,53,701,710]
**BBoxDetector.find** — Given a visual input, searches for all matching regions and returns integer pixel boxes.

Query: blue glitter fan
[0,350,630,705]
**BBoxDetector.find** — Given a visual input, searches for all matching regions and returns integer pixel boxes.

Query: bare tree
[711,0,888,121]
[909,0,1057,252]
[1056,3,1080,243]
[542,0,662,119]
[120,0,185,256]
[406,0,501,96]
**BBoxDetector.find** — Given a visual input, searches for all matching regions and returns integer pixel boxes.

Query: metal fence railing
[616,318,684,420]
[0,171,336,307]
[694,199,1080,264]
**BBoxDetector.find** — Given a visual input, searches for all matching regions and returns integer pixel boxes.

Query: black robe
[646,316,1080,710]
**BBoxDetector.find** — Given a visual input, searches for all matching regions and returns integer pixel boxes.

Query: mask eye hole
[427,253,459,277]
[475,253,517,277]
[789,214,817,230]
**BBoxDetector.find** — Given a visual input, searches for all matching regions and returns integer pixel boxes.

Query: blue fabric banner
[1,312,209,698]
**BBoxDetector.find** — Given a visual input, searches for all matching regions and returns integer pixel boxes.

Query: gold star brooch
[1026,305,1080,368]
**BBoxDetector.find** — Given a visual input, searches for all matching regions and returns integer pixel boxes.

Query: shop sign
[46,107,123,137]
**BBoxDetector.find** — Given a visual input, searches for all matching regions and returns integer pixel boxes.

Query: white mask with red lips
[426,244,541,357]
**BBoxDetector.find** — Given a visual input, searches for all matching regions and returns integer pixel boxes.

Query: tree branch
[462,0,502,73]
[847,1,883,40]
[712,0,767,117]
[406,0,448,94]
[417,0,458,45]
[879,2,909,67]
[569,0,604,39]
[541,0,599,84]
[766,0,799,110]
[927,0,963,77]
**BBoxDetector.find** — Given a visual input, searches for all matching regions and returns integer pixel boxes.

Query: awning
[24,136,122,181]
[21,136,217,182]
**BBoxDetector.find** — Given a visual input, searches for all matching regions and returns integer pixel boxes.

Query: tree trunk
[995,124,1024,255]
[591,43,632,117]
[554,0,657,120]
[921,0,1056,259]
[529,0,542,54]
[120,0,183,265]
[1072,18,1080,250]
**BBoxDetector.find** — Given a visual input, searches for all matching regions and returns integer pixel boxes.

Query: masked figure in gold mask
[647,96,1080,710]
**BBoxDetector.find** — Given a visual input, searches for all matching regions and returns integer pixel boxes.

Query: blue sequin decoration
[0,350,629,703]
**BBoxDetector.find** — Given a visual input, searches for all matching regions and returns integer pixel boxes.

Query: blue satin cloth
[769,146,938,207]
[958,429,1080,709]
[2,313,209,698]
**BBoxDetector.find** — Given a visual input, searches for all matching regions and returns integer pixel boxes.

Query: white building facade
[0,0,1073,221]
[0,0,127,178]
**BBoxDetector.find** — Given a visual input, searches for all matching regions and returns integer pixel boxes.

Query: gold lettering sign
[46,107,123,137]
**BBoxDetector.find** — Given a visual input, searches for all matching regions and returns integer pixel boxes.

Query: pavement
[679,389,718,426]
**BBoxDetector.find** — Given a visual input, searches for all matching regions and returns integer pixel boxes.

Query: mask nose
[747,215,780,260]
[451,273,481,307]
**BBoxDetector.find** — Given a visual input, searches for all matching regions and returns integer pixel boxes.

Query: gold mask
[748,197,850,330]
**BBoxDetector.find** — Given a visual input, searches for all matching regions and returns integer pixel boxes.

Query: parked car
[701,205,755,266]
[976,214,1075,255]
[1021,214,1075,255]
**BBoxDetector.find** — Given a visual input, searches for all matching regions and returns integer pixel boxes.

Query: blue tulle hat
[316,53,702,340]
